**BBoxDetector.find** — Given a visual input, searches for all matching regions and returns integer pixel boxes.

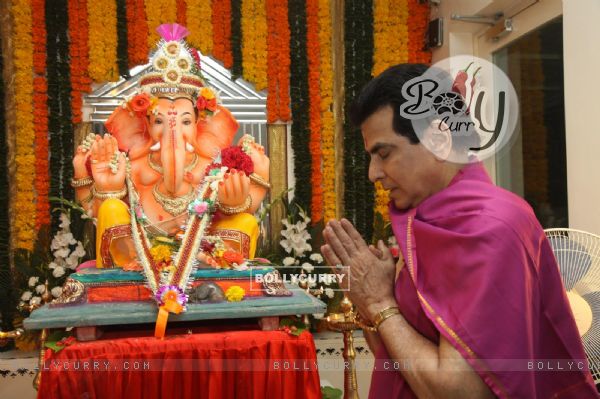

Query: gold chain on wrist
[91,185,127,200]
[71,176,94,188]
[217,195,252,215]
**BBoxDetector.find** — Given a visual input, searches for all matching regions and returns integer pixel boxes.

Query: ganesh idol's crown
[139,24,207,102]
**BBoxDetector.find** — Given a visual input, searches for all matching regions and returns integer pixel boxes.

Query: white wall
[563,0,600,233]
[431,0,600,233]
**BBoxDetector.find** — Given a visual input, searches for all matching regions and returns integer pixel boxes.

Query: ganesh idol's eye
[182,119,193,126]
[153,118,163,125]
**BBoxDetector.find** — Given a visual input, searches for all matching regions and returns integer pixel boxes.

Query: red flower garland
[220,146,254,175]
[212,0,233,68]
[266,0,291,122]
[127,0,150,67]
[176,0,187,26]
[407,0,431,64]
[68,0,92,124]
[32,0,50,228]
[306,0,323,222]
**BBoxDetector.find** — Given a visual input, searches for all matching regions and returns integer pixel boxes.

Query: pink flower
[194,202,208,215]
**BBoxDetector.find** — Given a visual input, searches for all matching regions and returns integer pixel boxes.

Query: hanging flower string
[126,0,150,67]
[186,0,213,55]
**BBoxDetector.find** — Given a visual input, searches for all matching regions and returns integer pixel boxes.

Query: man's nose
[368,160,384,183]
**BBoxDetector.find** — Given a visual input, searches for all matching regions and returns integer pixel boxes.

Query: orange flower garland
[306,0,323,223]
[12,0,36,250]
[88,0,119,82]
[69,0,92,124]
[241,0,268,91]
[266,0,290,122]
[144,0,177,48]
[127,0,150,68]
[176,0,187,26]
[318,0,336,222]
[32,0,50,228]
[212,0,233,68]
[407,0,431,63]
[186,0,213,55]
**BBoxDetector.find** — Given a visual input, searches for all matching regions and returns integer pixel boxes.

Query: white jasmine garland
[282,257,296,266]
[28,276,39,287]
[51,286,63,298]
[309,253,323,263]
[35,284,46,294]
[325,288,335,299]
[21,291,32,301]
[30,296,41,306]
[52,266,65,278]
[301,263,314,273]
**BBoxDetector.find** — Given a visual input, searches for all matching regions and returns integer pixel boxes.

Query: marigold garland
[306,0,323,223]
[69,0,92,123]
[11,0,36,250]
[144,0,177,49]
[88,0,119,82]
[212,0,233,68]
[266,0,290,122]
[241,0,268,91]
[186,0,213,55]
[32,0,50,228]
[126,0,150,67]
[176,0,187,26]
[407,0,431,63]
[372,0,409,221]
[318,0,336,222]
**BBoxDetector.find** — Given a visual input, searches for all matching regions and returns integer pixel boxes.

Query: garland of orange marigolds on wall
[186,0,212,56]
[126,0,149,67]
[69,0,92,123]
[144,0,177,49]
[241,0,268,91]
[306,0,324,223]
[32,0,50,229]
[11,0,36,250]
[266,0,290,122]
[176,0,187,26]
[212,0,233,69]
[88,0,119,82]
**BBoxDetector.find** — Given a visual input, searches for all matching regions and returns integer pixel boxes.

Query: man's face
[362,105,441,210]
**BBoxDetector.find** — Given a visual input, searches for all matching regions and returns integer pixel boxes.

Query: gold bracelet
[71,176,94,188]
[81,191,94,205]
[373,306,400,330]
[217,195,252,215]
[249,173,271,189]
[91,185,127,200]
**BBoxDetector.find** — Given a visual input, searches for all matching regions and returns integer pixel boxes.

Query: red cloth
[39,330,322,399]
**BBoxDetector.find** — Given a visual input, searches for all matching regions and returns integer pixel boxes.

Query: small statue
[188,282,226,303]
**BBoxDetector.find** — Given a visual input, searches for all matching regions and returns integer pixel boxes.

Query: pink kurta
[369,162,598,398]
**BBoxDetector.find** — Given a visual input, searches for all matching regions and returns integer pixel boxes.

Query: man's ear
[422,119,452,161]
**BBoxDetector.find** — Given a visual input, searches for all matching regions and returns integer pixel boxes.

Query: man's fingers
[340,218,369,251]
[368,245,383,259]
[328,220,358,256]
[377,240,393,261]
[323,226,352,265]
[321,244,342,266]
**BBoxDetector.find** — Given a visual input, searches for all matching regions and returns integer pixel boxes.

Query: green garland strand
[46,0,74,231]
[288,0,312,218]
[0,40,16,339]
[343,0,374,240]
[116,0,130,78]
[230,0,243,80]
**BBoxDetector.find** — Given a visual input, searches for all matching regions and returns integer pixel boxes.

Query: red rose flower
[130,93,152,117]
[221,146,254,176]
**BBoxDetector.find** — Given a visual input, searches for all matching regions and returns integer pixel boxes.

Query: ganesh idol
[70,24,270,271]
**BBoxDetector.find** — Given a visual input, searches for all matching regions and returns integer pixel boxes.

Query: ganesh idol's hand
[321,218,398,321]
[73,145,91,179]
[217,169,251,208]
[237,135,270,179]
[90,134,127,192]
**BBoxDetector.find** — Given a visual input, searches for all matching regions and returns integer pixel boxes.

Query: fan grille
[545,228,600,383]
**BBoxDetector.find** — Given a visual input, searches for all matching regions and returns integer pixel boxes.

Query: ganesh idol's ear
[105,107,152,160]
[194,105,239,158]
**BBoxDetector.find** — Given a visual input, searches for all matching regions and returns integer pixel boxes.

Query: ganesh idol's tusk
[185,142,195,153]
[150,141,161,151]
